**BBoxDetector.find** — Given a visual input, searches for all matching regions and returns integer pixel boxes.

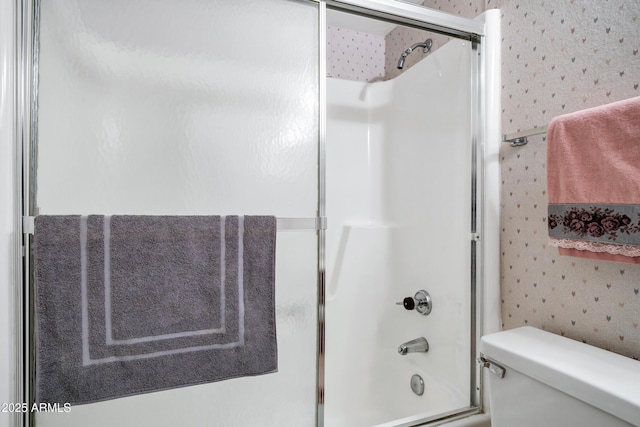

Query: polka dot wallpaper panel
[327,26,386,82]
[487,0,640,359]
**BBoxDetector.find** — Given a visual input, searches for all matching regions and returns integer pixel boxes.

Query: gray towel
[34,215,277,405]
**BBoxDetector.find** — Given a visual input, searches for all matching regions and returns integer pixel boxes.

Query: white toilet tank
[480,327,640,427]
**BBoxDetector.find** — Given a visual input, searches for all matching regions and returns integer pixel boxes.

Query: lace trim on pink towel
[549,237,640,257]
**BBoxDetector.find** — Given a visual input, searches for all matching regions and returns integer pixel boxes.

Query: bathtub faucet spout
[398,337,429,355]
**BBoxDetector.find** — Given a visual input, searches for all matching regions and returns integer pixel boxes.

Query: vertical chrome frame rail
[316,1,327,426]
[16,0,37,426]
[470,35,484,410]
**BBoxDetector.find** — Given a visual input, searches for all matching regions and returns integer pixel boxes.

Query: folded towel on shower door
[34,215,277,405]
[546,96,640,264]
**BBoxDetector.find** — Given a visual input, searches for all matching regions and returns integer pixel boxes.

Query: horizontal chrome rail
[22,216,325,234]
[503,125,548,147]
[277,217,326,231]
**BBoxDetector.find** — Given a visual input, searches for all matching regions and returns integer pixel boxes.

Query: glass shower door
[30,0,319,426]
[324,7,480,426]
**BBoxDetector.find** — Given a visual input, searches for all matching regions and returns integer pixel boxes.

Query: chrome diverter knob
[396,290,432,315]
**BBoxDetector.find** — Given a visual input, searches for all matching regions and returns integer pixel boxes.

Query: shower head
[397,38,433,70]
[397,54,407,70]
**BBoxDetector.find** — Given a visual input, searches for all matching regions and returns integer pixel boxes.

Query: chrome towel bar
[503,125,548,147]
[22,216,326,234]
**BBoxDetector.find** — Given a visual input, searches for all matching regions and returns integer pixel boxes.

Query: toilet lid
[480,326,640,426]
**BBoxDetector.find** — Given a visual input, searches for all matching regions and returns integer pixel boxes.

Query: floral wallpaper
[487,0,640,359]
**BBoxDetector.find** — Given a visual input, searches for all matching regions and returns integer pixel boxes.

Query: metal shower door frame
[13,1,487,426]
[14,1,37,426]
[18,1,323,425]
[315,1,487,425]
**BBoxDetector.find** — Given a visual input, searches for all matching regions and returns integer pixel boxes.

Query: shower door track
[325,0,484,39]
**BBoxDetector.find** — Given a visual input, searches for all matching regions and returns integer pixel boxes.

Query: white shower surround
[324,9,501,427]
[325,38,473,427]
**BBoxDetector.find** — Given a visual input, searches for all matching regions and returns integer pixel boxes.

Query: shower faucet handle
[396,290,432,316]
[396,297,416,310]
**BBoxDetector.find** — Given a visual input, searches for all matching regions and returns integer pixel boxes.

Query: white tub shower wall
[325,38,474,427]
[32,1,319,426]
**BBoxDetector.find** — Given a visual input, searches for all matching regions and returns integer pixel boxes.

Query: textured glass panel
[36,0,318,217]
[35,0,318,426]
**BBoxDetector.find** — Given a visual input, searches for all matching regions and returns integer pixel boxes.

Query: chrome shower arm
[397,38,432,69]
[409,39,432,53]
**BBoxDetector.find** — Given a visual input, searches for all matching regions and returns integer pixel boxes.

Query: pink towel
[546,96,640,264]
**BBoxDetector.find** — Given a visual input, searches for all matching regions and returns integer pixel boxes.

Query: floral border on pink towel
[548,204,640,246]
